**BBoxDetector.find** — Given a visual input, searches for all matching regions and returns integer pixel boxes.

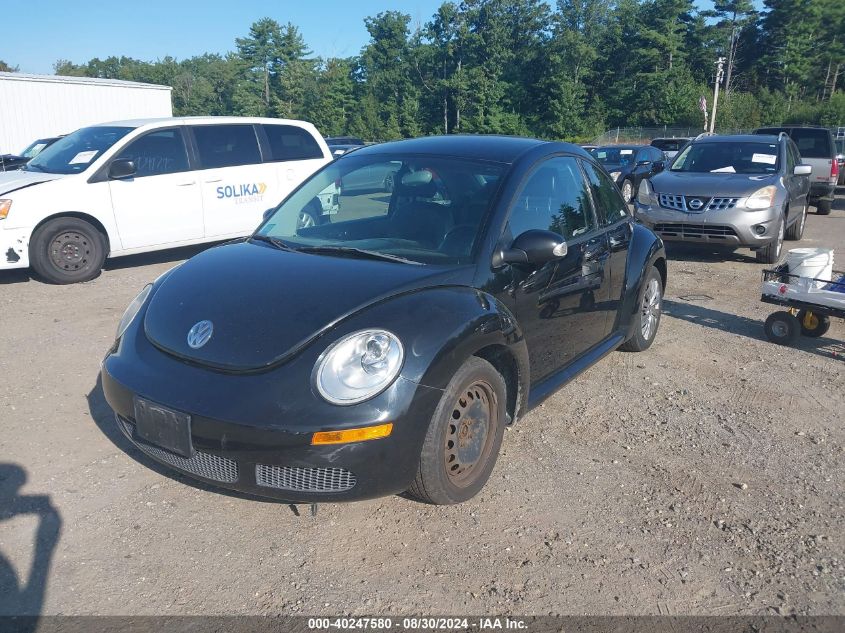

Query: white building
[0,72,173,155]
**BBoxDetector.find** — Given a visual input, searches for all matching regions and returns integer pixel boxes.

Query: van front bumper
[633,202,781,248]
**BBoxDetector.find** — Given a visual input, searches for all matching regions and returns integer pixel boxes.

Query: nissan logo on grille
[187,320,214,349]
[688,198,704,210]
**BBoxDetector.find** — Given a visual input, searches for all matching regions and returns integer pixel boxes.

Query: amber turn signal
[311,423,393,445]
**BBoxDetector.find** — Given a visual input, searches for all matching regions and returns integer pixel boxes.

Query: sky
[2,0,447,75]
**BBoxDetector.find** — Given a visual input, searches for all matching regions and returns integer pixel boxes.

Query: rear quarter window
[790,129,833,159]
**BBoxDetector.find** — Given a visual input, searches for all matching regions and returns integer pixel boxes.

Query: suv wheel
[785,204,807,240]
[816,199,832,215]
[756,216,784,264]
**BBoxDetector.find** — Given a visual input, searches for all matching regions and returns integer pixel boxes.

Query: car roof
[351,135,576,163]
[694,134,780,144]
[92,116,317,129]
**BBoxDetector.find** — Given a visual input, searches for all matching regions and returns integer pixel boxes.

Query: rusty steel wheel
[443,380,498,488]
[408,357,507,505]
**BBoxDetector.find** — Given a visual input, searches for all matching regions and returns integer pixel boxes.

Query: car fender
[620,222,666,340]
[320,285,531,422]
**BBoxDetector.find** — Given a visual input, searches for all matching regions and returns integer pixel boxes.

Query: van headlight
[745,186,777,210]
[314,330,404,405]
[637,179,658,206]
[0,199,11,220]
[116,284,152,339]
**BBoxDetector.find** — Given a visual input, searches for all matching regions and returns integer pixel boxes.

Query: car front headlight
[609,171,621,180]
[116,284,152,340]
[637,179,658,206]
[745,185,777,210]
[314,329,404,405]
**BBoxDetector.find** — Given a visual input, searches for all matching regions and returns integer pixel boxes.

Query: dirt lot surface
[1,194,843,618]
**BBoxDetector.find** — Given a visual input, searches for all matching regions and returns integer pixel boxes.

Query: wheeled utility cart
[760,265,845,345]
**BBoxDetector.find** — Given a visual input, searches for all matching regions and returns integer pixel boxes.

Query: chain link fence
[592,126,755,145]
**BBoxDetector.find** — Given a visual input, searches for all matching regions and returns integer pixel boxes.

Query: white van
[0,116,333,283]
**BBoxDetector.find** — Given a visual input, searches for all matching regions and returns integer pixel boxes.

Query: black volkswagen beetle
[101,135,667,505]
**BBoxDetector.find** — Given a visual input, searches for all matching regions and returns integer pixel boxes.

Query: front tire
[408,357,507,505]
[30,217,106,284]
[756,215,784,264]
[620,266,663,352]
[785,204,807,241]
[621,179,634,203]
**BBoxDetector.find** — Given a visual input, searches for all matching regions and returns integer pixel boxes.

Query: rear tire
[620,266,663,352]
[785,204,806,241]
[764,311,800,346]
[408,357,507,505]
[30,217,106,284]
[816,199,832,215]
[797,310,831,338]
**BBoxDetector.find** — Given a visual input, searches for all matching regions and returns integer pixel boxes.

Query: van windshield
[25,126,134,175]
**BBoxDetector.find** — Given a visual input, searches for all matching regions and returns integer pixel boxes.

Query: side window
[263,125,324,161]
[581,160,629,226]
[192,125,261,169]
[651,147,665,162]
[509,156,596,241]
[113,129,189,177]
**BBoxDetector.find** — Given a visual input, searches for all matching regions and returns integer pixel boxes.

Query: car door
[787,141,810,214]
[260,123,329,201]
[580,159,632,328]
[107,127,204,250]
[507,156,613,383]
[191,124,274,238]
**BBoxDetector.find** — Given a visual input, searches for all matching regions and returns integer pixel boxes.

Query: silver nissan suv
[634,133,811,264]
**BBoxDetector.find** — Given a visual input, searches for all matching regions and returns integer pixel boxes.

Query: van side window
[114,129,189,177]
[192,125,261,169]
[263,125,323,161]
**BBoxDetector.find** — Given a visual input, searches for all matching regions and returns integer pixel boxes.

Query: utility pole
[710,57,726,134]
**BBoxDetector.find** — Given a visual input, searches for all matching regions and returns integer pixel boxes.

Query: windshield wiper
[296,245,423,265]
[250,234,297,252]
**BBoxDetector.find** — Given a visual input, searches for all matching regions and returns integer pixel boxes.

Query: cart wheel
[764,311,800,346]
[797,310,831,338]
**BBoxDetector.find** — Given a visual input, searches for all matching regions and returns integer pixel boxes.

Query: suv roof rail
[694,132,716,141]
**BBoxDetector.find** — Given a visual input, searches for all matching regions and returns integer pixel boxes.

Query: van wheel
[816,200,832,215]
[30,217,106,284]
[407,357,507,505]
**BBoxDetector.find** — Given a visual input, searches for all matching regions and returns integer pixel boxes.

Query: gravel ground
[0,194,843,617]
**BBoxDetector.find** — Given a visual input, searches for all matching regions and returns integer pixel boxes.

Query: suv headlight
[637,179,658,206]
[0,199,11,220]
[314,330,404,405]
[745,186,776,210]
[116,284,152,339]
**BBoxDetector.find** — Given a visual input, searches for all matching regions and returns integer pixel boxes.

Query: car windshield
[591,147,638,166]
[25,126,134,174]
[670,141,780,174]
[257,154,506,265]
[20,139,54,158]
[651,139,686,152]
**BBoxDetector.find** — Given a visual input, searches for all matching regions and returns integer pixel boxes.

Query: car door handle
[176,180,196,186]
[205,178,222,183]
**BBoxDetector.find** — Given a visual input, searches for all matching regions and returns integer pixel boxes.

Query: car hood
[144,241,469,372]
[0,169,64,195]
[650,171,777,196]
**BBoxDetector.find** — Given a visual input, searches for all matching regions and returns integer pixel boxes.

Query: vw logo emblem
[688,198,704,210]
[187,320,214,349]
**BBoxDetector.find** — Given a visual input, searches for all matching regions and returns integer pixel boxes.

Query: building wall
[0,74,173,154]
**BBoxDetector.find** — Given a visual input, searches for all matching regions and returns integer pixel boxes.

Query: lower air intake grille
[116,416,239,483]
[256,465,357,492]
[654,223,738,239]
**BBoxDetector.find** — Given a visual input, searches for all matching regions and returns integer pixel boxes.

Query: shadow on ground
[664,299,844,362]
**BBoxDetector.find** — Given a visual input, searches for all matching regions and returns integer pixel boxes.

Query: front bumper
[0,226,30,269]
[633,201,781,248]
[101,320,444,503]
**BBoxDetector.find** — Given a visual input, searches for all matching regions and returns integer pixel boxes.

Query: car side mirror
[496,229,568,267]
[109,159,136,180]
[793,165,812,176]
